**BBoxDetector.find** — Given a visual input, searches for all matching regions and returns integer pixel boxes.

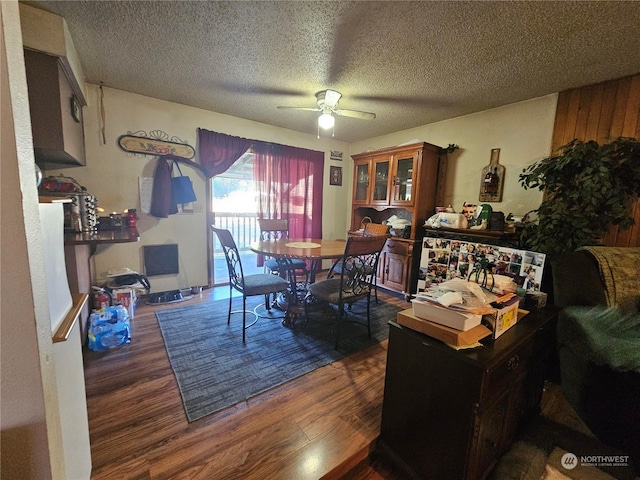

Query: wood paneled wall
[550,73,640,247]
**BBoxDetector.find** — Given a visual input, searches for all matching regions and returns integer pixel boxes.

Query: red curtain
[253,142,324,240]
[198,128,253,178]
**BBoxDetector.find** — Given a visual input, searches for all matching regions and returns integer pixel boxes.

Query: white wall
[1,1,64,477]
[349,95,558,220]
[51,85,350,293]
[50,87,557,294]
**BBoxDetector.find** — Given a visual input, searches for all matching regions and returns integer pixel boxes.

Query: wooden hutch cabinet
[350,142,446,298]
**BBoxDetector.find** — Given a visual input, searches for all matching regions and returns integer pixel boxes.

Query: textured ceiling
[24,1,640,143]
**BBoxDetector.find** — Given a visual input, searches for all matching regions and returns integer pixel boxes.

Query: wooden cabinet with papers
[378,308,557,480]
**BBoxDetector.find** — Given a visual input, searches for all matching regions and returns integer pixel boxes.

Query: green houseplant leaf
[519,137,640,255]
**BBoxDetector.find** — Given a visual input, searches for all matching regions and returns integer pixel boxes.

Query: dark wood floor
[84,286,591,480]
[84,286,410,480]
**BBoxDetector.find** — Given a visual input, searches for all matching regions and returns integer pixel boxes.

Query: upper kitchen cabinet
[352,159,372,205]
[351,145,423,208]
[20,4,87,167]
[352,153,394,206]
[24,50,86,166]
[390,149,419,206]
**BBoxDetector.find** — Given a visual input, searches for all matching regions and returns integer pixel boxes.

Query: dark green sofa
[551,246,640,474]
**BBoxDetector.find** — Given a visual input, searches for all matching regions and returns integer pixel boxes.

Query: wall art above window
[118,130,195,159]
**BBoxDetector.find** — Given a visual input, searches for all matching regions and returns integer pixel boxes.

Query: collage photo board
[418,235,546,293]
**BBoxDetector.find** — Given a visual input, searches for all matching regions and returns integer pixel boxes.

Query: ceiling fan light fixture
[318,112,335,129]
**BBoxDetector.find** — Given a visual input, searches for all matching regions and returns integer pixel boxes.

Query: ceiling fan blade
[351,93,451,108]
[215,81,308,97]
[277,106,322,112]
[334,109,376,120]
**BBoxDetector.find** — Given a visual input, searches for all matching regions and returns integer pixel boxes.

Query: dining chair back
[362,222,390,301]
[305,235,388,350]
[258,218,290,240]
[327,222,390,301]
[258,218,309,284]
[363,222,391,237]
[212,226,289,342]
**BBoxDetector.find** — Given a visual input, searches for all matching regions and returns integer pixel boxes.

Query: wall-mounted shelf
[39,196,72,203]
[64,227,140,246]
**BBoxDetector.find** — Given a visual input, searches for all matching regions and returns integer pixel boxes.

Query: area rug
[156,296,403,422]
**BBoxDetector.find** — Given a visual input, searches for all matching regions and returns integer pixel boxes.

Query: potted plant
[519,137,640,256]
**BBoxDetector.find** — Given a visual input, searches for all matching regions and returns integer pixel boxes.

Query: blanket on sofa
[579,247,640,312]
[560,306,640,373]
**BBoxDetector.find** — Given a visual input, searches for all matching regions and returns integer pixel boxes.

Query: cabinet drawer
[483,342,533,402]
[384,239,410,256]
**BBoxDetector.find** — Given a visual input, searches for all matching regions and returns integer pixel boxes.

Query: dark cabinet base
[378,309,557,480]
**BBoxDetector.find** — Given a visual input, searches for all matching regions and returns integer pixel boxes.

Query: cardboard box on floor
[112,287,138,319]
[396,308,492,347]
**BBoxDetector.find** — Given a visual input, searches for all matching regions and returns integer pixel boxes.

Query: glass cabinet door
[392,153,417,204]
[353,162,370,203]
[372,158,390,203]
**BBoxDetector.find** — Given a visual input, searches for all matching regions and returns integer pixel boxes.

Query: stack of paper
[411,297,482,331]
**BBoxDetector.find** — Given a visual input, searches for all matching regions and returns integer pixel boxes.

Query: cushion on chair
[308,278,366,304]
[242,274,289,296]
[264,258,307,272]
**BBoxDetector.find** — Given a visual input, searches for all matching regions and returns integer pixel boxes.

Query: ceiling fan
[277,89,376,136]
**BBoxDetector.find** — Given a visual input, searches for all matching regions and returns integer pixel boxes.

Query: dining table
[250,238,347,326]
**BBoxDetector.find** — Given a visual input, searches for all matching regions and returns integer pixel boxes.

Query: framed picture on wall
[330,150,343,161]
[330,166,342,186]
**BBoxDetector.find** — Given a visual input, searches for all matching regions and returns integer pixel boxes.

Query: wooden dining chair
[327,222,390,302]
[212,226,289,342]
[304,235,388,350]
[258,218,309,285]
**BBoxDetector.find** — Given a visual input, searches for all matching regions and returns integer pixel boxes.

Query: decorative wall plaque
[118,130,195,159]
[479,148,505,202]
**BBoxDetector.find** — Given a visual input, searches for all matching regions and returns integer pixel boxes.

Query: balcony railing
[212,212,260,251]
[212,212,263,284]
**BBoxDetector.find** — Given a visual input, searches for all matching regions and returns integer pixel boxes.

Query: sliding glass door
[210,153,262,286]
[206,144,323,287]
